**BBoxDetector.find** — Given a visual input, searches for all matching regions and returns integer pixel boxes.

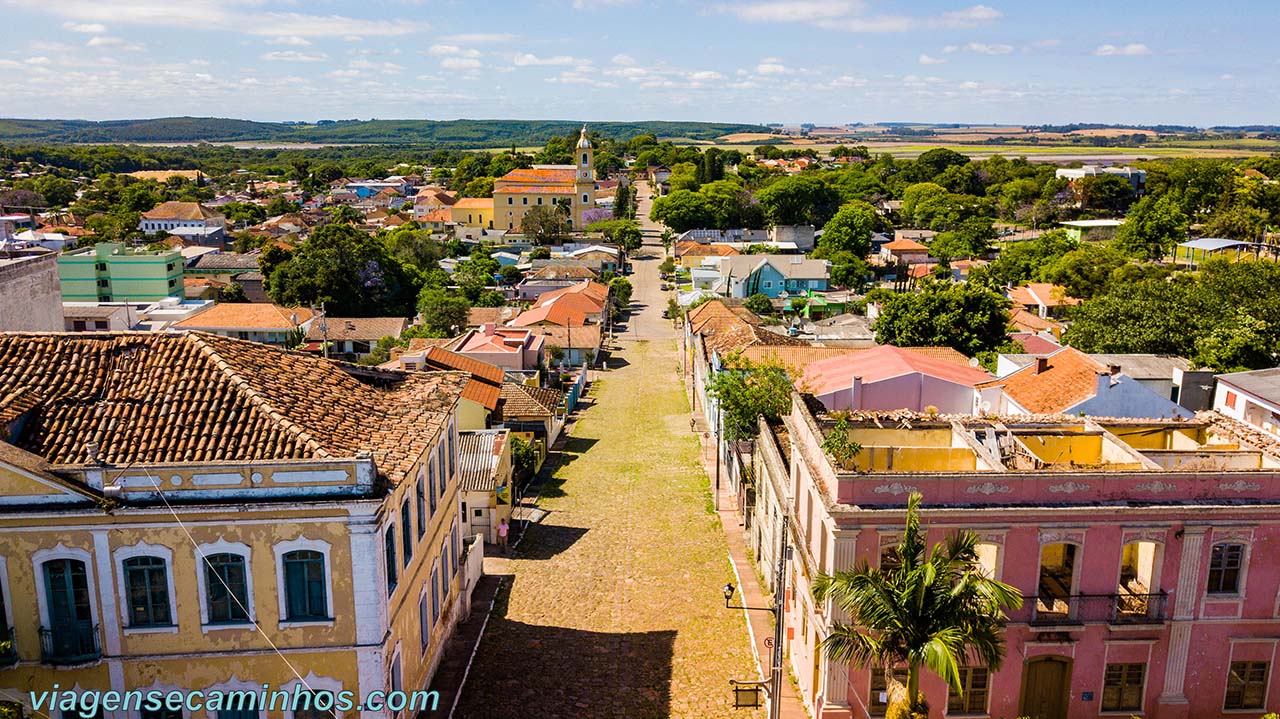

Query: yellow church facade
[460,126,597,232]
[0,332,474,719]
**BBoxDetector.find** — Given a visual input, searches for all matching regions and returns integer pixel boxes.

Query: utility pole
[769,515,789,719]
[318,302,329,359]
[713,400,722,511]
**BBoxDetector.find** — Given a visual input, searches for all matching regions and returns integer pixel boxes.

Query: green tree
[1078,173,1135,214]
[908,147,972,182]
[814,493,1021,717]
[1193,309,1275,373]
[499,265,523,285]
[650,189,712,232]
[755,174,840,226]
[521,205,571,245]
[986,229,1076,287]
[873,279,1011,356]
[1039,244,1130,299]
[266,223,419,316]
[32,176,76,207]
[417,287,470,336]
[1114,194,1189,261]
[744,292,773,315]
[1202,204,1268,242]
[462,176,494,198]
[817,201,880,258]
[706,356,793,440]
[265,196,300,216]
[327,204,363,225]
[609,276,633,307]
[530,246,551,260]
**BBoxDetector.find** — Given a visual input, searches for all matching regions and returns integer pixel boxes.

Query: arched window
[282,550,328,621]
[122,556,172,627]
[203,553,250,624]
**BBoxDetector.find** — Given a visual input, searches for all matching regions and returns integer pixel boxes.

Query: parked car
[660,283,669,291]
[661,309,670,318]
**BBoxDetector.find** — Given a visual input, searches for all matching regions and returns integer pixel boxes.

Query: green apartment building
[58,243,184,302]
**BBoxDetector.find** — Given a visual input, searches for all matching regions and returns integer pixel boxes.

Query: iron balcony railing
[0,626,15,666]
[39,622,101,665]
[1029,591,1169,626]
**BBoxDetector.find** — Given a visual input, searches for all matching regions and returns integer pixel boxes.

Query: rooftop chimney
[1109,363,1122,376]
[481,322,497,336]
[1097,370,1113,395]
[1034,357,1050,374]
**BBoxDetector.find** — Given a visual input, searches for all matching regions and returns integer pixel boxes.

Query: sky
[0,0,1274,126]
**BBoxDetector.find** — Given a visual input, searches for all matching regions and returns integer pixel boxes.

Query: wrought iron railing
[1028,592,1168,626]
[0,626,15,665]
[39,622,101,665]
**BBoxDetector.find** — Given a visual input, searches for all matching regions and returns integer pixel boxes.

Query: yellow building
[0,332,474,719]
[449,198,494,229]
[491,127,597,231]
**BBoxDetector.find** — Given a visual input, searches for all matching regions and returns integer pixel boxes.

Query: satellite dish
[969,358,980,367]
[980,401,992,412]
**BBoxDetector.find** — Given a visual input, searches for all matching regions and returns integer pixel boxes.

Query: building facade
[491,127,597,231]
[749,398,1280,719]
[58,244,184,303]
[0,332,474,719]
[0,252,63,331]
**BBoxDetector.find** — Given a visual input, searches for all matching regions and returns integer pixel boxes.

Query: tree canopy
[265,223,418,316]
[872,279,1012,357]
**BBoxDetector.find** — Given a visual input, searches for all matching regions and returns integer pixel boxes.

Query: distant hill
[0,117,767,146]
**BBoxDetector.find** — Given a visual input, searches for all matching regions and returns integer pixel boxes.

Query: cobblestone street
[453,338,762,719]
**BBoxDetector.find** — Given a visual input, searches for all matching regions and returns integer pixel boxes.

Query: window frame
[415,470,427,540]
[1224,660,1269,711]
[274,538,333,626]
[199,549,253,628]
[384,526,398,597]
[1101,662,1146,713]
[400,500,414,568]
[1207,542,1246,596]
[947,666,989,716]
[32,545,100,635]
[281,673,343,719]
[114,543,177,633]
[869,668,908,717]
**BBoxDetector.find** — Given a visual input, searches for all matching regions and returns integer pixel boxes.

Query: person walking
[497,518,510,554]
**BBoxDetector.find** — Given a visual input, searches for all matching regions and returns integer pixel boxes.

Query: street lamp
[720,516,789,719]
[723,583,735,606]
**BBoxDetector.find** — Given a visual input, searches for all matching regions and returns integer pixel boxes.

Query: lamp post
[722,515,788,719]
[713,399,722,512]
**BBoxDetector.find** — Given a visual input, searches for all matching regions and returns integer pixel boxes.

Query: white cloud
[938,4,1002,26]
[688,70,725,82]
[25,56,52,65]
[570,0,632,9]
[1094,43,1150,56]
[261,51,329,62]
[270,36,312,46]
[350,58,405,72]
[918,54,947,65]
[86,35,146,51]
[829,74,866,87]
[427,44,479,57]
[9,1,426,37]
[189,59,211,66]
[721,0,857,23]
[438,33,515,44]
[1220,73,1235,80]
[441,57,482,70]
[756,59,788,74]
[947,42,1013,55]
[813,15,912,32]
[611,53,636,66]
[513,53,580,66]
[62,22,106,33]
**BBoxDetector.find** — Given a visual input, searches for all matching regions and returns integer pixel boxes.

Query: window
[384,527,397,596]
[416,478,427,540]
[507,197,513,205]
[437,444,447,497]
[217,710,255,719]
[97,279,109,288]
[974,543,999,579]
[292,693,336,719]
[430,565,441,624]
[947,667,988,716]
[448,423,456,478]
[1225,661,1268,710]
[1102,663,1145,712]
[282,551,327,621]
[419,593,431,653]
[1208,543,1244,594]
[522,197,528,205]
[1225,390,1238,409]
[72,320,86,331]
[428,461,438,515]
[123,556,172,627]
[204,553,250,624]
[95,263,107,271]
[401,501,414,567]
[537,197,543,205]
[869,669,907,716]
[440,538,450,589]
[581,152,589,166]
[141,707,183,719]
[450,523,460,578]
[582,193,589,203]
[93,321,107,330]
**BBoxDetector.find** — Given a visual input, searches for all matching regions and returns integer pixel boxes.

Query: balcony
[39,622,101,665]
[0,627,15,666]
[1030,592,1169,626]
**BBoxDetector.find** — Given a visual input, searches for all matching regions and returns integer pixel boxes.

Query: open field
[685,137,1280,160]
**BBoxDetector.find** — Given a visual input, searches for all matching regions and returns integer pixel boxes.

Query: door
[472,506,492,544]
[1021,657,1071,719]
[42,559,95,658]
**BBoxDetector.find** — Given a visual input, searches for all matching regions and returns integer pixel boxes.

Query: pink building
[802,345,992,414]
[450,323,544,371]
[747,396,1280,719]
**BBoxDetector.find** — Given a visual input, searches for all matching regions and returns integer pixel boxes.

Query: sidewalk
[697,425,810,719]
[426,573,503,717]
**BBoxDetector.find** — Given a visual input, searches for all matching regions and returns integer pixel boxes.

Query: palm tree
[813,493,1022,716]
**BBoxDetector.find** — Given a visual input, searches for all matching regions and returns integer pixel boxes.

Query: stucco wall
[0,254,63,331]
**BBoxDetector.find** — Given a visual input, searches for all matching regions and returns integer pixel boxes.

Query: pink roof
[454,325,542,354]
[510,303,587,327]
[1009,333,1062,355]
[802,345,992,396]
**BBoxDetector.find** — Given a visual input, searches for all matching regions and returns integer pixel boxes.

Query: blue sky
[0,0,1272,126]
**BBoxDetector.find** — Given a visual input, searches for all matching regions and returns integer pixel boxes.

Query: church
[489,125,597,231]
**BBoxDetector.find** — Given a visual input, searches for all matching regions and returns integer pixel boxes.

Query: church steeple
[576,125,593,181]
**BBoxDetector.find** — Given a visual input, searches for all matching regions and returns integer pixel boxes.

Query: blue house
[718,255,831,299]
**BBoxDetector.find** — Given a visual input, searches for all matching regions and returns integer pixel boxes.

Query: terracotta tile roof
[1008,283,1080,309]
[457,430,506,492]
[173,304,315,331]
[1009,308,1057,333]
[467,307,517,327]
[415,189,457,206]
[530,265,598,280]
[1008,333,1062,355]
[422,346,503,410]
[496,168,576,185]
[455,327,540,354]
[802,345,992,396]
[0,332,466,485]
[453,198,491,209]
[976,346,1106,414]
[882,238,929,252]
[895,346,973,367]
[304,317,409,342]
[536,280,609,306]
[141,201,224,221]
[407,336,462,352]
[677,243,740,258]
[190,252,261,272]
[528,324,601,350]
[510,303,587,328]
[497,383,563,419]
[497,185,576,195]
[421,209,452,223]
[538,291,605,315]
[734,346,865,374]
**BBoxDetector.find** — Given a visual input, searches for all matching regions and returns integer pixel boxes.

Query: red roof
[976,346,1106,414]
[883,238,929,252]
[802,345,991,396]
[497,168,577,185]
[510,303,587,328]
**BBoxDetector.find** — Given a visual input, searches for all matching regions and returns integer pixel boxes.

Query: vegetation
[706,355,793,440]
[871,280,1012,357]
[264,223,418,316]
[814,493,1022,718]
[743,293,773,315]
